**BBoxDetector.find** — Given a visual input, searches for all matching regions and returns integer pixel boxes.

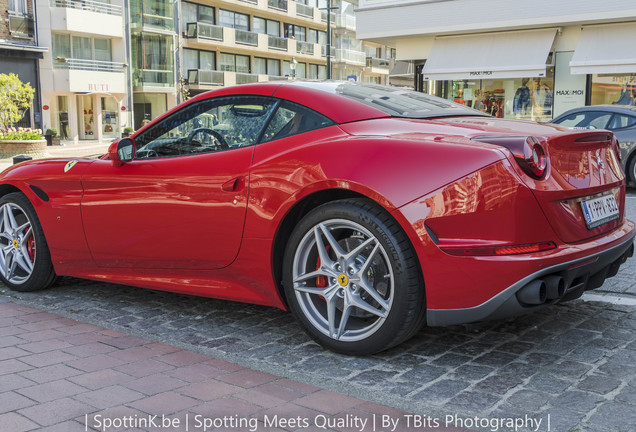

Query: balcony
[296,3,314,18]
[185,22,223,41]
[236,73,259,84]
[51,0,122,16]
[188,69,224,87]
[296,41,314,55]
[321,10,336,24]
[335,14,356,31]
[235,29,259,46]
[133,69,174,88]
[335,49,366,66]
[183,27,321,60]
[268,0,288,12]
[7,12,35,41]
[50,0,123,37]
[52,58,126,93]
[268,35,288,51]
[366,57,390,73]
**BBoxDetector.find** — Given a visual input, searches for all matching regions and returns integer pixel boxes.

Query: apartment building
[356,0,636,121]
[37,0,129,142]
[1,0,47,128]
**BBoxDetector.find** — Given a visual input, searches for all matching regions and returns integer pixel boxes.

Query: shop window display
[591,74,636,106]
[445,70,554,122]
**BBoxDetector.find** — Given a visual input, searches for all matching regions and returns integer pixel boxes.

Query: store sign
[88,84,110,92]
[553,52,586,117]
[469,71,494,77]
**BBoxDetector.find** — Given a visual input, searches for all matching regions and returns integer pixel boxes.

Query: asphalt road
[1,188,635,432]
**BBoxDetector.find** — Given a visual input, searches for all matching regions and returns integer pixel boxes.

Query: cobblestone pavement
[1,191,634,432]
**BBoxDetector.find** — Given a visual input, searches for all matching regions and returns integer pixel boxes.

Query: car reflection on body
[550,104,636,185]
[0,82,634,355]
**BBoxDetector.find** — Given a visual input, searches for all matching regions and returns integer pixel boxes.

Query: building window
[8,0,27,13]
[308,29,326,46]
[253,17,280,37]
[132,33,174,86]
[254,57,280,76]
[219,9,249,31]
[591,74,636,105]
[285,24,306,41]
[181,2,215,32]
[220,53,250,73]
[183,48,216,72]
[52,33,113,63]
[308,63,326,80]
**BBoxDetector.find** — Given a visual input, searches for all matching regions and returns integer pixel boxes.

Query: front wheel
[283,199,425,355]
[0,192,56,292]
[629,154,636,186]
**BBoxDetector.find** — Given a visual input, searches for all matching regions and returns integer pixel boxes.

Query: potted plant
[122,127,134,138]
[44,128,59,146]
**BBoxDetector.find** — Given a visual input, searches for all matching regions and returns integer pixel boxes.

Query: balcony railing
[321,10,336,23]
[7,12,34,39]
[236,73,259,84]
[268,0,288,12]
[268,75,287,81]
[268,35,288,51]
[51,0,123,16]
[296,41,314,55]
[239,0,258,4]
[366,57,390,69]
[321,45,335,57]
[296,3,314,18]
[186,22,223,41]
[134,69,174,87]
[54,57,125,72]
[235,29,258,46]
[336,14,355,30]
[335,49,366,65]
[188,69,224,86]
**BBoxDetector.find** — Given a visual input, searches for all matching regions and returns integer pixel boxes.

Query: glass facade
[132,33,174,87]
[130,0,174,31]
[591,74,636,106]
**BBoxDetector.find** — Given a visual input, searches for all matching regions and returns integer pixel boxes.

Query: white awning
[570,23,636,75]
[421,29,557,81]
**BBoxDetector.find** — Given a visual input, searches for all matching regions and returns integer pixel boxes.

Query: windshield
[294,81,489,119]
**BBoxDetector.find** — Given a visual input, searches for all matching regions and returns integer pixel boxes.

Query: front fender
[0,158,96,273]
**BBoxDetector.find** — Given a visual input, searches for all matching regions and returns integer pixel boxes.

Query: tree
[0,73,35,129]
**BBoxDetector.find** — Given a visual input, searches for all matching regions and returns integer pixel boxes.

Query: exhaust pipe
[516,280,547,305]
[544,275,565,300]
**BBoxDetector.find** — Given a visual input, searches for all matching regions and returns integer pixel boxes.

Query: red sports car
[1,82,634,355]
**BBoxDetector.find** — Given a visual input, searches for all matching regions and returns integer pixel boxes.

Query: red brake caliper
[315,246,330,295]
[27,235,35,262]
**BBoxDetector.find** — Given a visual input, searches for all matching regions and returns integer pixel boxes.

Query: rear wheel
[0,193,56,292]
[283,199,425,355]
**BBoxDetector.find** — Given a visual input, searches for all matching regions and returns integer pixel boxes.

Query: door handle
[221,177,243,192]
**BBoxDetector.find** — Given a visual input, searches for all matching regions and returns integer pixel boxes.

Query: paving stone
[17,397,93,427]
[412,379,469,404]
[0,391,36,414]
[552,390,604,413]
[446,390,501,412]
[16,379,87,403]
[577,374,622,394]
[588,402,636,431]
[526,373,573,394]
[0,412,39,432]
[17,364,81,384]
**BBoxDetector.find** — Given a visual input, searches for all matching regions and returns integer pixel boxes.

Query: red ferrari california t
[0,82,633,355]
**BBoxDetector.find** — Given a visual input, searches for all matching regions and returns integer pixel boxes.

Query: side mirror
[108,138,136,167]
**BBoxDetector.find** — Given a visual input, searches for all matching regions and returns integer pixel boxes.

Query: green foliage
[45,128,59,136]
[0,127,43,140]
[0,73,35,129]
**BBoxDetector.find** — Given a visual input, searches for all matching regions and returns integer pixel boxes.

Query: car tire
[0,192,56,292]
[283,199,426,355]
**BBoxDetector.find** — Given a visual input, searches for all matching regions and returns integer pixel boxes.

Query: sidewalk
[0,140,111,172]
[0,300,474,432]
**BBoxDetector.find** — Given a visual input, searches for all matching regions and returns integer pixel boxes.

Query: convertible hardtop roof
[195,80,488,125]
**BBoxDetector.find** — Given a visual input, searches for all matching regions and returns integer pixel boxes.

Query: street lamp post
[290,57,298,79]
[320,0,338,80]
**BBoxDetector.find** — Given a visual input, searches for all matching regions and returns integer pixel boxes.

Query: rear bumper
[427,226,635,326]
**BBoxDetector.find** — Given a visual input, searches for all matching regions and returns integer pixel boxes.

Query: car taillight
[472,135,549,180]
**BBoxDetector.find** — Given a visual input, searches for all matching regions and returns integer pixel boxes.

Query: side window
[133,96,278,159]
[608,114,636,130]
[555,111,611,130]
[262,101,335,143]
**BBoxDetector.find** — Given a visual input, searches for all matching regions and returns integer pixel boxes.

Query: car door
[80,95,278,270]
